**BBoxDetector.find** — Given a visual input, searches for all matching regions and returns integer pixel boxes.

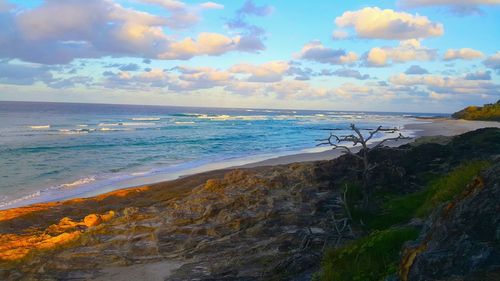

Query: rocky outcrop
[0,163,356,281]
[400,163,500,281]
[0,211,115,262]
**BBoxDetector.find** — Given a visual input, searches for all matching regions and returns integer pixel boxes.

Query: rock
[83,214,102,227]
[400,163,500,281]
[101,210,115,222]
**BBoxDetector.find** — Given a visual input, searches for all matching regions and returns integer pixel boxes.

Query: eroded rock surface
[0,163,355,281]
[401,163,500,281]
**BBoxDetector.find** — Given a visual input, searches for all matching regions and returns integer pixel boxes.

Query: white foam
[98,123,121,126]
[196,115,269,121]
[182,113,204,116]
[61,176,96,188]
[30,125,50,129]
[99,122,153,127]
[235,115,268,121]
[59,128,94,134]
[0,176,98,209]
[174,121,195,124]
[131,117,160,121]
[120,122,154,126]
[0,190,42,209]
[197,114,231,120]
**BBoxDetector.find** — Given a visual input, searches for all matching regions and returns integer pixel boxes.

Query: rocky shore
[1,128,499,281]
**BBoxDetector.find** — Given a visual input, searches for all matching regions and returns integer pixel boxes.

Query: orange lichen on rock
[0,202,60,222]
[443,176,485,215]
[204,179,224,192]
[46,217,81,234]
[399,176,487,281]
[83,211,115,227]
[0,211,115,263]
[96,186,150,199]
[399,239,429,281]
[0,231,81,262]
[83,214,102,227]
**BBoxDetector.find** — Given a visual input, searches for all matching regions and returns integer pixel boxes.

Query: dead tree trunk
[317,124,410,209]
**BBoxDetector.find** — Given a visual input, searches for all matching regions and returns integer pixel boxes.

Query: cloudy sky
[0,0,499,113]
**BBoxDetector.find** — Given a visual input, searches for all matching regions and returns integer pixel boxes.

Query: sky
[0,0,499,113]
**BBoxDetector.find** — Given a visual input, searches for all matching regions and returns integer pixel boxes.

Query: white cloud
[104,66,233,91]
[398,0,500,16]
[464,70,491,80]
[322,69,370,80]
[159,33,247,60]
[229,61,290,82]
[365,39,437,67]
[0,0,14,12]
[140,0,186,10]
[139,0,223,29]
[443,48,484,60]
[405,65,429,74]
[296,41,358,65]
[389,73,500,96]
[177,66,231,83]
[483,51,500,73]
[334,7,444,40]
[0,61,53,85]
[0,60,97,89]
[200,2,224,10]
[0,0,261,64]
[266,80,329,99]
[332,30,349,40]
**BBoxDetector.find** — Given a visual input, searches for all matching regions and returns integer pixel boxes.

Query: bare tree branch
[316,123,411,209]
[371,133,411,150]
[365,125,382,143]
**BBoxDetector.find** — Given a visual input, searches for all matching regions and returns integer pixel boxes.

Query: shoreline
[1,118,499,211]
[241,118,500,167]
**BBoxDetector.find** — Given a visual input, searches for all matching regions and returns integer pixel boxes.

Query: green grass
[315,160,491,281]
[351,160,490,230]
[415,160,490,217]
[318,227,419,281]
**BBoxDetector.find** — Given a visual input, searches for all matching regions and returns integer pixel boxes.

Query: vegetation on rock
[317,227,419,281]
[452,100,500,121]
[315,128,499,281]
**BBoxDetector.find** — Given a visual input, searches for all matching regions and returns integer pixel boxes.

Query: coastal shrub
[363,191,429,230]
[319,227,419,281]
[452,100,500,121]
[350,160,490,230]
[415,160,490,217]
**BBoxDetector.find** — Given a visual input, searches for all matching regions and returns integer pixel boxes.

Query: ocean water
[0,101,445,209]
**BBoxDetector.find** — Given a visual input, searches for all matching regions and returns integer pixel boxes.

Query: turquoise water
[0,101,444,209]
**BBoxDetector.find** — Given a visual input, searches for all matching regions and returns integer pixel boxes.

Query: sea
[0,101,446,209]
